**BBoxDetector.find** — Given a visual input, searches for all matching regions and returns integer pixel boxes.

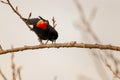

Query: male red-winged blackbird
[22,16,58,43]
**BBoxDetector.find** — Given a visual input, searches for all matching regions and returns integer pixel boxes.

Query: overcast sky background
[0,0,120,80]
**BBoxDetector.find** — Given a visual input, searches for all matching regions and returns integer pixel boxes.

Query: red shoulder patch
[36,20,48,30]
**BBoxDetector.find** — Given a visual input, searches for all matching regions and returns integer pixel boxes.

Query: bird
[22,16,58,43]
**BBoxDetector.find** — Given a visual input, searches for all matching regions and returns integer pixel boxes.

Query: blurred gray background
[0,0,120,80]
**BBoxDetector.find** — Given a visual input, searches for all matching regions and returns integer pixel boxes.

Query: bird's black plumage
[22,16,58,41]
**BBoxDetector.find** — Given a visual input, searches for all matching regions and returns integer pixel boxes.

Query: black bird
[22,16,58,43]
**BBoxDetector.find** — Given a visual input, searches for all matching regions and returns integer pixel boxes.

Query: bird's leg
[52,40,56,44]
[45,40,49,44]
[38,38,44,45]
[52,41,54,44]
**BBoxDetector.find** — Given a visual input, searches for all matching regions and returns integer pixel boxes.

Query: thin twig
[52,17,57,28]
[0,45,3,51]
[11,47,16,80]
[17,67,22,80]
[106,63,120,79]
[54,76,58,80]
[0,42,120,55]
[74,0,86,23]
[89,7,97,23]
[5,0,32,30]
[74,0,100,42]
[1,0,8,4]
[27,12,32,20]
[0,69,7,80]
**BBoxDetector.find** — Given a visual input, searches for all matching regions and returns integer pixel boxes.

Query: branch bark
[0,42,120,55]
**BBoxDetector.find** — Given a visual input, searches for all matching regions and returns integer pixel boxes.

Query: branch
[11,52,16,80]
[0,69,7,80]
[0,42,120,55]
[17,67,22,80]
[52,17,57,28]
[5,0,33,30]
